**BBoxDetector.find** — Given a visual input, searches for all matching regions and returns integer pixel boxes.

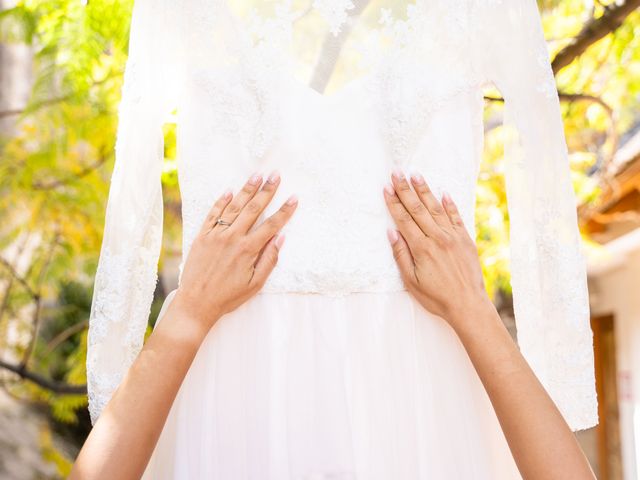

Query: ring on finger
[208,216,232,234]
[215,217,233,227]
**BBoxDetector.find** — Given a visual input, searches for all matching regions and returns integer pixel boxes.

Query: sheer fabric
[142,289,523,479]
[87,0,597,452]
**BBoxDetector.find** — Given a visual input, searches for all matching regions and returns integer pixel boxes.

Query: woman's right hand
[383,169,492,334]
[173,171,298,333]
[384,169,597,480]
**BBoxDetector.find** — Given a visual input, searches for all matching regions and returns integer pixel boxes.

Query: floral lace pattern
[87,222,162,424]
[312,0,355,36]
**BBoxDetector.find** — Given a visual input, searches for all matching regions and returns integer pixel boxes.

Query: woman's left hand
[174,171,298,333]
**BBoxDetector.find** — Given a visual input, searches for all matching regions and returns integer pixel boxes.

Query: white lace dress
[87,0,598,478]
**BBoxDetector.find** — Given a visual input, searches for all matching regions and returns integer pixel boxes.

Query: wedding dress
[86,0,598,478]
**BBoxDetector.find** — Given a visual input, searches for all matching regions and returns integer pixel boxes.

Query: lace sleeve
[87,0,181,425]
[477,0,598,431]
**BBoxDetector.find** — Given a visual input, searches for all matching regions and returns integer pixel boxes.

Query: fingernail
[383,183,395,196]
[387,228,399,245]
[442,190,451,205]
[222,188,232,200]
[286,194,298,205]
[267,170,280,184]
[392,167,405,181]
[249,172,262,185]
[275,232,286,250]
[410,172,425,185]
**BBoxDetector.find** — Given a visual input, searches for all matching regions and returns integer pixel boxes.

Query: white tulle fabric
[87,0,598,472]
[143,289,523,479]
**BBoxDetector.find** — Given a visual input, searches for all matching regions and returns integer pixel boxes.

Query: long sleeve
[87,0,181,425]
[476,0,598,431]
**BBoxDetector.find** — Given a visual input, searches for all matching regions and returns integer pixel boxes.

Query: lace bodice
[87,0,598,433]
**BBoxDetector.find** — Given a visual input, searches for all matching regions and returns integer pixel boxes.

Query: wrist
[163,294,219,348]
[447,293,502,339]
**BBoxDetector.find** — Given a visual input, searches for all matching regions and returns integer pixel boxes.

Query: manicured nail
[387,228,399,245]
[410,172,425,185]
[222,188,232,200]
[275,232,286,250]
[383,183,395,196]
[392,167,405,181]
[249,172,262,185]
[286,194,298,205]
[267,170,280,184]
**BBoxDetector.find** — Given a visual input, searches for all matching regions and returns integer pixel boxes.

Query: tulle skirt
[142,289,522,479]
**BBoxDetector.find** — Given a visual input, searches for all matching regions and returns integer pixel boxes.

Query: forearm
[451,300,595,480]
[70,300,212,480]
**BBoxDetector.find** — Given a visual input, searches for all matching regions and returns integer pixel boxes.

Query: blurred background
[0,0,639,478]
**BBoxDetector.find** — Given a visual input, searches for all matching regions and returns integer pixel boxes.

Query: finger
[230,170,281,234]
[390,169,441,238]
[251,232,285,289]
[409,172,452,231]
[247,194,298,249]
[383,182,427,251]
[387,228,417,287]
[217,172,264,228]
[441,191,465,229]
[200,189,233,235]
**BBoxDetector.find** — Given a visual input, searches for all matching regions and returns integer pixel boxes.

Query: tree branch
[0,255,37,299]
[0,69,122,119]
[19,234,60,369]
[44,319,88,356]
[551,0,640,74]
[484,91,612,114]
[32,147,109,190]
[0,359,86,395]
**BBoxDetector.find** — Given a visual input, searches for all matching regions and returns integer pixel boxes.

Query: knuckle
[217,230,232,245]
[400,266,417,288]
[399,210,414,223]
[265,214,282,231]
[417,240,430,254]
[436,233,454,249]
[408,202,425,215]
[246,200,262,215]
[416,243,431,259]
[389,194,403,206]
[225,203,240,215]
[431,202,446,216]
[397,181,411,192]
[270,250,279,267]
[414,184,429,194]
[238,237,254,254]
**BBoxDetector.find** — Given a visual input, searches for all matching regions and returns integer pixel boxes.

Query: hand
[383,169,490,333]
[173,171,298,332]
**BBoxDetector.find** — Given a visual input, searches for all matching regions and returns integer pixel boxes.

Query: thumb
[252,232,284,288]
[387,228,415,285]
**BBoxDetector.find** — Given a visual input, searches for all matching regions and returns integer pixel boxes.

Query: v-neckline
[221,0,380,101]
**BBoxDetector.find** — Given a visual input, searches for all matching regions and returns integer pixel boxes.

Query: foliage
[0,0,177,464]
[477,2,640,302]
[39,426,73,478]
